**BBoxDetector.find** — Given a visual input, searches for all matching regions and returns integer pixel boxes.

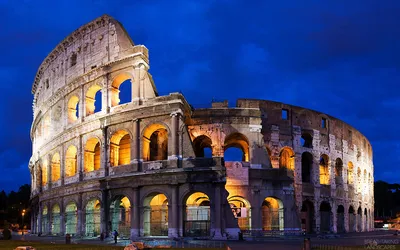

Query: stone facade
[29,15,374,240]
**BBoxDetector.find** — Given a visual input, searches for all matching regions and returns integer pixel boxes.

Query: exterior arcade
[29,15,374,240]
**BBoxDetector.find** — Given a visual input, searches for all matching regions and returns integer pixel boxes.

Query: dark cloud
[0,0,398,192]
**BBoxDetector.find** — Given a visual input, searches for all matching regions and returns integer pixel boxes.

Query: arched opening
[224,133,249,162]
[111,74,132,107]
[42,160,48,186]
[84,138,101,172]
[279,147,295,171]
[110,130,131,166]
[228,196,251,231]
[301,152,313,183]
[348,162,354,184]
[65,146,77,177]
[262,197,284,231]
[184,192,211,237]
[51,204,60,235]
[65,202,77,235]
[335,158,343,185]
[86,85,102,116]
[51,153,60,183]
[319,154,330,185]
[85,199,101,236]
[357,168,362,193]
[193,135,213,158]
[143,193,168,236]
[364,208,368,231]
[42,205,48,234]
[300,133,313,148]
[348,206,356,232]
[357,207,362,232]
[110,196,131,238]
[301,200,314,233]
[68,96,80,123]
[320,202,331,233]
[337,205,345,233]
[142,124,168,161]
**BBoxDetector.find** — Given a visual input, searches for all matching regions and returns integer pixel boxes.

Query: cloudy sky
[0,0,399,192]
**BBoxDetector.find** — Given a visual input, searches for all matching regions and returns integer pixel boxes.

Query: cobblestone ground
[10,230,400,250]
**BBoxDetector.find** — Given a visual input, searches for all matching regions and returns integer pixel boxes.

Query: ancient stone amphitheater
[29,15,374,240]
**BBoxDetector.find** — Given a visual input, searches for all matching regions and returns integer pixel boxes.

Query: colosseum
[29,15,374,240]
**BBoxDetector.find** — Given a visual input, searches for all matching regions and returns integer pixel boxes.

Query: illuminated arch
[110,196,131,238]
[51,153,60,182]
[110,130,131,166]
[111,73,132,107]
[85,199,101,236]
[42,160,48,186]
[84,137,101,172]
[262,197,284,231]
[142,124,168,161]
[51,204,61,235]
[68,95,79,123]
[319,154,330,185]
[228,196,251,231]
[85,85,102,116]
[65,202,78,235]
[279,147,294,170]
[348,162,354,184]
[224,133,249,162]
[184,192,211,237]
[41,205,48,234]
[65,145,77,177]
[143,193,169,236]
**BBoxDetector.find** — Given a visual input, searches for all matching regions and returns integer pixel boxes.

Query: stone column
[168,185,179,237]
[79,85,84,122]
[101,189,109,236]
[212,185,224,239]
[251,190,262,235]
[78,135,84,181]
[47,155,52,190]
[60,199,65,235]
[169,112,180,159]
[331,202,337,233]
[131,119,141,164]
[314,201,321,233]
[60,144,65,186]
[131,188,140,239]
[132,66,141,103]
[101,126,109,177]
[344,205,349,232]
[77,193,83,236]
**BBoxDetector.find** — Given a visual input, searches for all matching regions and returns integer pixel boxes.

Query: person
[113,230,119,244]
[100,231,105,241]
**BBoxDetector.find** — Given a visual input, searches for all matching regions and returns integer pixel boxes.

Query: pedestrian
[113,230,119,244]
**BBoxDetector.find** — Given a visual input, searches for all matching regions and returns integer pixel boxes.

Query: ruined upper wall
[32,15,135,112]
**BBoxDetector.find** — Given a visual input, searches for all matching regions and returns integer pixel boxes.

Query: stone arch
[110,130,131,166]
[85,198,101,236]
[85,84,102,115]
[193,135,213,158]
[142,123,169,161]
[300,132,313,148]
[65,201,78,235]
[110,73,133,107]
[279,147,295,171]
[84,137,101,172]
[51,203,61,235]
[110,195,131,238]
[67,95,80,123]
[347,162,354,184]
[51,153,61,183]
[301,200,315,233]
[183,191,211,237]
[337,205,345,233]
[335,158,344,185]
[320,201,332,232]
[319,154,330,185]
[228,196,251,231]
[41,205,48,234]
[65,145,77,177]
[301,152,313,183]
[143,192,169,236]
[224,132,250,162]
[348,205,356,232]
[262,197,284,231]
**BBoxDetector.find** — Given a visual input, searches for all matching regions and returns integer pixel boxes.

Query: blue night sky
[0,0,399,192]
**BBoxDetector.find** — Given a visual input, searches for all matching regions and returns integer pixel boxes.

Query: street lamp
[22,209,25,235]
